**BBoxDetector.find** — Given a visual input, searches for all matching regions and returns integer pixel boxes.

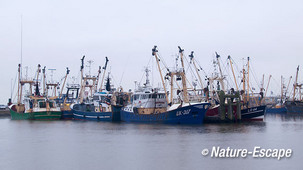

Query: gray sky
[0,0,303,104]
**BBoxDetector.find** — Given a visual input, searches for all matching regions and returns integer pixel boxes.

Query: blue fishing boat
[266,105,287,114]
[121,101,209,124]
[72,97,112,121]
[120,46,210,124]
[71,56,115,121]
[285,101,303,113]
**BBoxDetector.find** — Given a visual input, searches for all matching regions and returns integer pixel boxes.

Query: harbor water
[0,114,303,170]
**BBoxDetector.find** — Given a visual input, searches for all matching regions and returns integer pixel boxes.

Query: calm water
[0,114,303,170]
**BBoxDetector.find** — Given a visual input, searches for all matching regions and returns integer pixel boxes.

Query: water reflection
[0,114,303,170]
[266,113,303,122]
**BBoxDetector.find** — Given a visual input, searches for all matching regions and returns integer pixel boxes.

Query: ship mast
[178,46,189,103]
[293,66,299,101]
[228,56,238,91]
[247,57,250,104]
[189,51,204,89]
[99,57,109,92]
[79,56,85,103]
[60,67,70,98]
[215,52,225,91]
[152,46,169,104]
[17,64,21,104]
[260,74,265,95]
[34,64,41,96]
[95,66,101,92]
[281,76,283,103]
[42,66,46,96]
[285,76,292,98]
[242,65,246,106]
[264,75,272,101]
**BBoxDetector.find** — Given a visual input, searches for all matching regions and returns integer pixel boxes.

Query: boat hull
[285,101,303,113]
[61,110,74,120]
[32,111,62,120]
[72,104,113,121]
[72,109,112,121]
[120,103,210,124]
[10,109,61,120]
[10,109,32,120]
[241,105,266,121]
[111,105,122,122]
[266,107,287,114]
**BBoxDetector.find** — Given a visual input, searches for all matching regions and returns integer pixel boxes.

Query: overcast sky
[0,0,303,104]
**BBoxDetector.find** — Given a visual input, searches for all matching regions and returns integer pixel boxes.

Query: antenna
[25,66,28,80]
[48,69,56,83]
[86,60,94,76]
[20,15,23,78]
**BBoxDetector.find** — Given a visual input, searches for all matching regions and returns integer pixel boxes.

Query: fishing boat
[200,55,265,121]
[60,84,80,119]
[284,66,303,113]
[10,64,61,120]
[120,46,210,124]
[239,57,266,120]
[71,56,115,121]
[54,67,80,119]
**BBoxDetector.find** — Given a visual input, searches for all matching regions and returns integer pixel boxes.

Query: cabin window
[100,96,111,103]
[93,96,99,100]
[152,94,157,98]
[39,102,46,108]
[134,95,139,100]
[49,102,55,108]
[141,94,148,99]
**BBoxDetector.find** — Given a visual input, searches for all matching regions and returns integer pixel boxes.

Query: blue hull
[120,103,210,124]
[72,109,113,121]
[61,110,74,120]
[285,101,303,113]
[266,107,287,114]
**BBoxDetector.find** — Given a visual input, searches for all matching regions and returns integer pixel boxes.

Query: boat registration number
[176,109,191,116]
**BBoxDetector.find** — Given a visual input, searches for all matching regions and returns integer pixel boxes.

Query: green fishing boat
[9,104,33,120]
[10,64,62,120]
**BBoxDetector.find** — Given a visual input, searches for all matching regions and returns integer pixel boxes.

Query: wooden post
[219,91,225,120]
[227,98,232,120]
[236,91,241,120]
